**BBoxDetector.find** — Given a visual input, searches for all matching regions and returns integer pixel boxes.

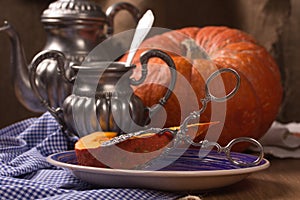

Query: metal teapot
[29,49,177,137]
[0,0,140,112]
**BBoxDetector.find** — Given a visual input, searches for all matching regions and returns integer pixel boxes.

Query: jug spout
[0,21,45,112]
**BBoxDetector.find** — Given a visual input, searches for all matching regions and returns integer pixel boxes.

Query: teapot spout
[0,21,45,112]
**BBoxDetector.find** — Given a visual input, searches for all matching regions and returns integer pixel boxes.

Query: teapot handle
[106,2,141,36]
[29,50,68,126]
[130,49,177,119]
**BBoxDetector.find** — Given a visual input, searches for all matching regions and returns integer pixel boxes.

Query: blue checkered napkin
[0,112,180,200]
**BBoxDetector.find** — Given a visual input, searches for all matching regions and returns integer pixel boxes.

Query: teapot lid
[41,0,107,23]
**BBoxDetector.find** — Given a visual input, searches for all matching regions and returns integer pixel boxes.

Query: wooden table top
[191,158,300,200]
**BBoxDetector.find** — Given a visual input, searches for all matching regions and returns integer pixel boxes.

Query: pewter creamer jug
[30,49,177,137]
[0,0,140,112]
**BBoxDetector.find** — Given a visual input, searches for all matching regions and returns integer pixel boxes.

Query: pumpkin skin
[121,26,283,151]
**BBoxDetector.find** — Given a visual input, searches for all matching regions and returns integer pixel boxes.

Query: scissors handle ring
[224,137,264,167]
[205,68,241,102]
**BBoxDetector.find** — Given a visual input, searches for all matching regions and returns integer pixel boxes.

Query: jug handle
[130,49,177,119]
[106,2,141,36]
[29,50,68,127]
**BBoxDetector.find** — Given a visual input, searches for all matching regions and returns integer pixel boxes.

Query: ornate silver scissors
[101,68,264,169]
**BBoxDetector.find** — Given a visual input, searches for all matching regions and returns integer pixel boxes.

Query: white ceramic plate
[47,149,269,192]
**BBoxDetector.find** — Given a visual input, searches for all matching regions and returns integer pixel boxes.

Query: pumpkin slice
[75,122,214,169]
[75,131,173,169]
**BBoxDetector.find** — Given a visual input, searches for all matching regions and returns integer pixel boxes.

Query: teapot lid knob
[41,0,107,23]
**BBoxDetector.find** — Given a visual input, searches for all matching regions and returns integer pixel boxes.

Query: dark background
[0,0,298,128]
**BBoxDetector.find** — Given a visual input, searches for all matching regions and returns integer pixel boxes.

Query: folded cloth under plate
[0,112,180,200]
[250,121,300,158]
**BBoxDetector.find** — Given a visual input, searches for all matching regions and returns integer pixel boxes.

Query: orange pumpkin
[121,26,283,151]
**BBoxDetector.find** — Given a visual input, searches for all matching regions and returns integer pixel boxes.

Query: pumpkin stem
[181,39,209,60]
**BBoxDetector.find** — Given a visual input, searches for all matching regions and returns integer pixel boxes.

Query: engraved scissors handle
[189,137,264,167]
[102,68,263,168]
[176,68,240,143]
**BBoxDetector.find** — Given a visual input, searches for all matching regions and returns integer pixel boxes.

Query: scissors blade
[100,128,162,147]
[100,122,218,147]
